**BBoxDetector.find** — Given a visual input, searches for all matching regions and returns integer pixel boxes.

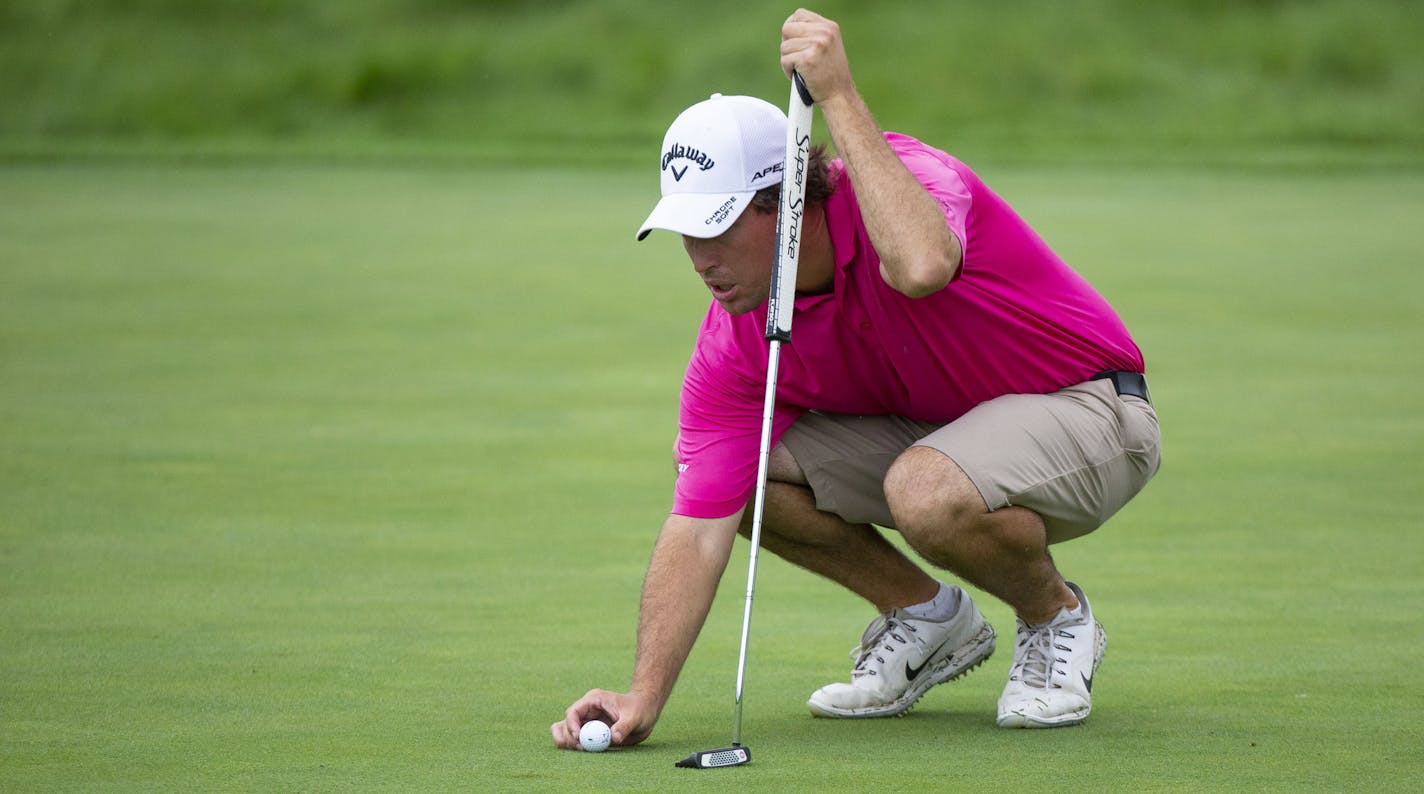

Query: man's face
[682,207,777,315]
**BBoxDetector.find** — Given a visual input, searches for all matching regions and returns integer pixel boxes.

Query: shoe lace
[1009,620,1075,690]
[848,614,917,679]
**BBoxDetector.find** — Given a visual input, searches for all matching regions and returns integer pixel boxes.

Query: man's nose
[690,254,715,275]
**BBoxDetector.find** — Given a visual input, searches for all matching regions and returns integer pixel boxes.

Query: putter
[676,70,815,770]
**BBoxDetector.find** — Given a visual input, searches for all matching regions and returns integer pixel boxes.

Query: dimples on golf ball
[579,720,611,752]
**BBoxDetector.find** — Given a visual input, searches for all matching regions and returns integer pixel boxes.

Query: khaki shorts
[779,378,1161,544]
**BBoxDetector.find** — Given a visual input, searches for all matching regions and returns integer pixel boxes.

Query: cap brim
[635,191,756,241]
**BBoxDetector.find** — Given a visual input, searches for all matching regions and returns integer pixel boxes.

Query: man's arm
[551,510,743,750]
[781,9,962,298]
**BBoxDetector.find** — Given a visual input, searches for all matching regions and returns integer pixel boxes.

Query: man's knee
[884,445,987,547]
[737,476,810,540]
[735,443,808,541]
[766,442,808,485]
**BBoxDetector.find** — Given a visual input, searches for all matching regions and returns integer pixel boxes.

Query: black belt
[1092,370,1151,402]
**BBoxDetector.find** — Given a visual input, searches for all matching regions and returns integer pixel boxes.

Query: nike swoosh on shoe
[904,639,952,682]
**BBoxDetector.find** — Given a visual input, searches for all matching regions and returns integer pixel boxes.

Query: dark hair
[750,144,836,213]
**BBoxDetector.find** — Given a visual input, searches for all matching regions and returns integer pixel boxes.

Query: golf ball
[579,719,612,752]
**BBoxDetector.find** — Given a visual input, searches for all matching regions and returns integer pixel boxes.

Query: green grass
[2,161,1423,791]
[3,0,1423,166]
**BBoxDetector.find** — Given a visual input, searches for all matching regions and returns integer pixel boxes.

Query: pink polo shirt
[672,133,1144,519]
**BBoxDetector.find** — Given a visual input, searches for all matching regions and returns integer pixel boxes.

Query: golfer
[552,8,1160,750]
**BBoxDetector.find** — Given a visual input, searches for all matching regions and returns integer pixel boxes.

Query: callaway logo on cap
[636,93,788,241]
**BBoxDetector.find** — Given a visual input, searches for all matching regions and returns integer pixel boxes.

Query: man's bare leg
[884,445,1075,624]
[739,444,939,613]
[752,447,998,718]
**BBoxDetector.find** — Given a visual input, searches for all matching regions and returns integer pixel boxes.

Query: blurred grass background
[2,0,1421,166]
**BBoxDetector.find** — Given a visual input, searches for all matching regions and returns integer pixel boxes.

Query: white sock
[1049,597,1085,625]
[901,582,961,622]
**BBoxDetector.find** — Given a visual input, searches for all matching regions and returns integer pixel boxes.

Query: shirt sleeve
[671,315,801,519]
[888,133,973,266]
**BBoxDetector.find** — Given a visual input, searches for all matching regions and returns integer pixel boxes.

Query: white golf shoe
[807,590,996,718]
[996,581,1106,728]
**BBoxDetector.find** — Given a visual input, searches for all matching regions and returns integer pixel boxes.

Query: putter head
[674,744,751,769]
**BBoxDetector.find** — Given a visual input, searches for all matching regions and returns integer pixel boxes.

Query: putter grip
[765,73,815,343]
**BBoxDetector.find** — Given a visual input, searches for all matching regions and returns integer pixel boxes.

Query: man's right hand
[549,511,743,752]
[550,688,661,751]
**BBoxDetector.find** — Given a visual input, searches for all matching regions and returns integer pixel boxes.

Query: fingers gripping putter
[677,72,815,770]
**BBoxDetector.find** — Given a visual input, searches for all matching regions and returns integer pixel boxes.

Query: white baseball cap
[635,93,788,241]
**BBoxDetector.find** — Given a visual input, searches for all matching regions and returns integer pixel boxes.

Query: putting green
[2,163,1420,791]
